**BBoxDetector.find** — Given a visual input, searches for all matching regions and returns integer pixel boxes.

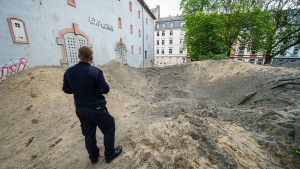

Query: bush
[210,54,229,60]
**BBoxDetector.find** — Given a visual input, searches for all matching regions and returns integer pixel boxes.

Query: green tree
[184,12,227,60]
[181,0,300,63]
[181,0,261,60]
[245,0,300,63]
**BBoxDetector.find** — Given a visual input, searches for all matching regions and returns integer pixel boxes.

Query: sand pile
[0,60,300,169]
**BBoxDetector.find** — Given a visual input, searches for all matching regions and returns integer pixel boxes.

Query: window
[169,48,172,54]
[7,18,29,44]
[251,50,256,55]
[249,59,255,64]
[180,48,183,54]
[157,31,159,36]
[156,49,159,54]
[118,17,122,28]
[180,31,185,36]
[162,40,165,45]
[146,18,148,25]
[138,10,140,19]
[162,49,165,54]
[169,39,173,45]
[131,45,134,54]
[156,24,159,29]
[130,25,133,34]
[67,0,76,7]
[139,29,141,37]
[139,47,141,54]
[293,46,299,56]
[180,39,183,45]
[238,48,244,55]
[156,40,159,45]
[162,23,165,28]
[170,30,173,36]
[129,1,132,11]
[180,21,185,27]
[162,31,165,36]
[170,22,174,28]
[257,59,263,65]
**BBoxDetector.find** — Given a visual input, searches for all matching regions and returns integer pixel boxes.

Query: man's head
[78,46,93,63]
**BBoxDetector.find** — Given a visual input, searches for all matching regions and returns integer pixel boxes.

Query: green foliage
[210,54,229,60]
[241,0,300,63]
[192,53,229,61]
[184,12,228,60]
[292,147,300,156]
[181,0,300,63]
[181,0,260,61]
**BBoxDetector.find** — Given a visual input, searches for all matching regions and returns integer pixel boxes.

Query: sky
[144,0,182,17]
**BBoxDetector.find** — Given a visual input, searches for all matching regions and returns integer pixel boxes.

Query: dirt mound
[0,60,300,169]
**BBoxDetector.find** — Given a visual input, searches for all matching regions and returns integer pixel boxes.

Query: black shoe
[105,146,122,163]
[91,158,99,164]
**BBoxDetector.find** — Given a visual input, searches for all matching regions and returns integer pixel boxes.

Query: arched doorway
[116,42,127,64]
[64,33,88,66]
[58,24,90,66]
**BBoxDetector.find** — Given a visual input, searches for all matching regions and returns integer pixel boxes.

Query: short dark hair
[78,46,93,60]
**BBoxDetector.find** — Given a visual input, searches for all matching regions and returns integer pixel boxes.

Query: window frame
[7,18,30,44]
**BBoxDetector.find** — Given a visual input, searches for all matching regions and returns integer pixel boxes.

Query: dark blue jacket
[62,62,110,107]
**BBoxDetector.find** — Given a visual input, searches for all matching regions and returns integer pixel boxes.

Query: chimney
[156,5,160,19]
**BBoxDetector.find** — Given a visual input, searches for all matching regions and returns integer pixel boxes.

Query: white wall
[0,0,154,68]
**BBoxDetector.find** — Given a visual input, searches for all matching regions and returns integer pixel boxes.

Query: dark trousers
[76,106,115,161]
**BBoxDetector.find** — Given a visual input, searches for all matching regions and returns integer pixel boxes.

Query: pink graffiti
[0,58,28,81]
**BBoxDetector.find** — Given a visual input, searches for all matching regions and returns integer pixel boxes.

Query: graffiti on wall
[0,58,28,81]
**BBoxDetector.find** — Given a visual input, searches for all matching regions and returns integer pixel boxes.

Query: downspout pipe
[142,3,145,68]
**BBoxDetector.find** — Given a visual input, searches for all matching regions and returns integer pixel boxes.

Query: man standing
[62,46,122,164]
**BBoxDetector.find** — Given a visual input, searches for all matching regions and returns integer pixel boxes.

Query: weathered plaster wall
[0,0,154,68]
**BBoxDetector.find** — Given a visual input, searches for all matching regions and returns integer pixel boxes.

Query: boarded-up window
[7,18,29,44]
[129,1,132,11]
[118,17,122,28]
[130,25,133,34]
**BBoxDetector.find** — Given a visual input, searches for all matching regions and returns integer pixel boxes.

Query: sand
[0,60,299,169]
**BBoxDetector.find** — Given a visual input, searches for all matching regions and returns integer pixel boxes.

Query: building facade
[230,43,265,65]
[150,5,160,20]
[272,45,300,65]
[230,10,300,66]
[154,16,187,67]
[230,43,300,65]
[0,0,155,72]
